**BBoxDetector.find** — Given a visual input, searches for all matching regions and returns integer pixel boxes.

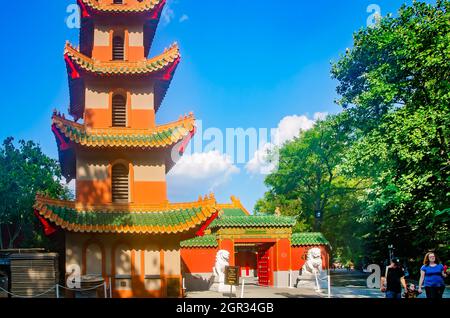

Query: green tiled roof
[34,196,216,234]
[209,215,296,228]
[48,205,202,226]
[180,232,330,248]
[221,208,247,217]
[291,233,330,246]
[180,235,218,248]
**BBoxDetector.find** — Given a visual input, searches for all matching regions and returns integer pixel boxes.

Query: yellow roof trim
[80,0,163,13]
[65,42,180,75]
[35,193,216,213]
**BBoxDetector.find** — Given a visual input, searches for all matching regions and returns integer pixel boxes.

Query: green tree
[255,115,368,264]
[263,116,358,227]
[254,191,307,232]
[331,0,450,268]
[0,137,71,249]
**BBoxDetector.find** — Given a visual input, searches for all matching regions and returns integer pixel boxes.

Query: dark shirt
[384,266,405,293]
[405,289,419,298]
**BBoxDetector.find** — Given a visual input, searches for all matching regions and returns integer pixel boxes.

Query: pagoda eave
[78,0,166,18]
[52,113,195,148]
[52,113,196,181]
[77,1,165,57]
[34,193,218,235]
[64,42,180,78]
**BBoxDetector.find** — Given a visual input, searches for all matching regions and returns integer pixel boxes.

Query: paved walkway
[186,272,450,298]
[186,285,450,299]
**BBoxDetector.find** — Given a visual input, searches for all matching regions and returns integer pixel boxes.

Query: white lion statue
[213,250,230,283]
[302,247,323,275]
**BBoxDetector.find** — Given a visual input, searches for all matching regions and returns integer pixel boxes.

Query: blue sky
[0,0,427,211]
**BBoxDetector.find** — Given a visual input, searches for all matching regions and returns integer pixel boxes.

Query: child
[404,283,420,299]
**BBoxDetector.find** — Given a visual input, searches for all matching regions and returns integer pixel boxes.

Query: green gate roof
[180,234,218,248]
[209,215,296,229]
[291,232,330,246]
[180,232,330,248]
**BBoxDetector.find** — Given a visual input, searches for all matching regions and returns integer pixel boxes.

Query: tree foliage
[332,0,449,270]
[256,1,449,270]
[0,137,71,249]
[255,115,368,263]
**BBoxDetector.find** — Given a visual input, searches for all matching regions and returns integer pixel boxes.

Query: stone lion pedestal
[209,277,237,294]
[295,271,328,290]
[209,250,237,294]
[295,247,328,291]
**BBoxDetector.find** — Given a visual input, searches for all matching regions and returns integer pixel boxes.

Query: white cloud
[245,112,328,175]
[179,14,189,23]
[314,112,328,121]
[67,179,76,192]
[273,115,315,145]
[246,142,278,175]
[61,179,76,199]
[167,151,240,199]
[161,1,189,26]
[161,2,175,26]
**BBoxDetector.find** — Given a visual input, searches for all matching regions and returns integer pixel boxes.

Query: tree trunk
[7,225,21,249]
[314,196,323,231]
[7,226,14,249]
[314,217,322,232]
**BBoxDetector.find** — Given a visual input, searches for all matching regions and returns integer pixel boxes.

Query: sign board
[225,266,240,286]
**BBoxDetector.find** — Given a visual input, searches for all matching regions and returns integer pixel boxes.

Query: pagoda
[33,0,333,297]
[34,0,219,298]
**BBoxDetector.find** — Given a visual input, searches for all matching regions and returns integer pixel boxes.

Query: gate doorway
[234,242,275,287]
[235,246,257,279]
[257,243,273,287]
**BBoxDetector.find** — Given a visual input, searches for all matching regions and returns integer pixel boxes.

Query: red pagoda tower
[34,0,219,298]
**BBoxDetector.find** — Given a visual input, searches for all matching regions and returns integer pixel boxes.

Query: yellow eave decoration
[64,42,180,75]
[34,194,218,234]
[52,112,195,148]
[80,0,163,13]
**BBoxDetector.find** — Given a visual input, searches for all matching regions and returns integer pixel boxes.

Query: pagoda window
[112,35,125,61]
[112,94,127,127]
[112,164,129,203]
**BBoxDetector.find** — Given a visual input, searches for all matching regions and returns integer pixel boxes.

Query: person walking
[418,252,447,299]
[380,257,407,299]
